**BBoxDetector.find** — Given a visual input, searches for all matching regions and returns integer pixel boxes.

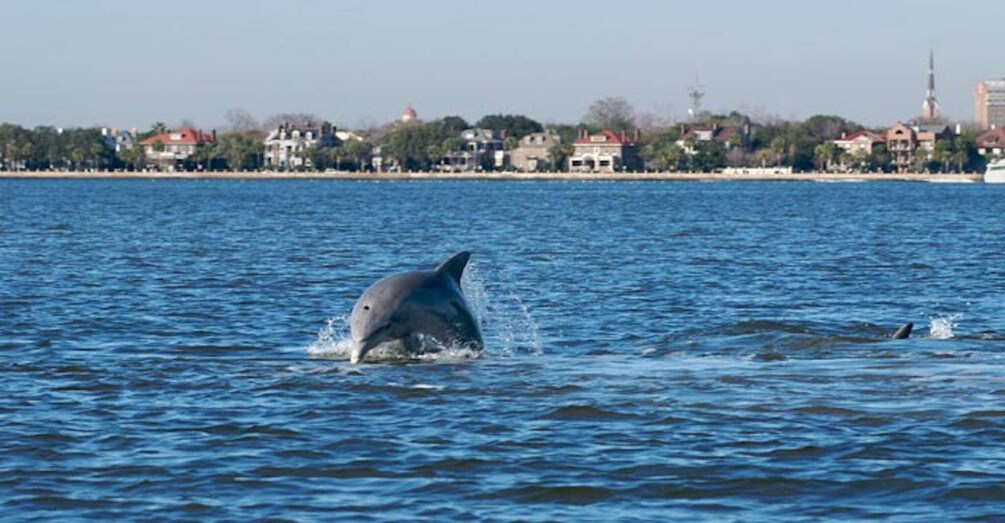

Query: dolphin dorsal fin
[892,322,913,339]
[436,251,471,284]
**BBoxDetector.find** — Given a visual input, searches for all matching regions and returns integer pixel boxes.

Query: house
[438,128,503,172]
[569,129,640,173]
[263,122,339,169]
[885,121,954,172]
[509,130,561,172]
[101,128,135,153]
[676,123,749,155]
[140,127,215,170]
[976,128,1005,159]
[886,122,918,172]
[832,130,885,156]
[913,123,954,158]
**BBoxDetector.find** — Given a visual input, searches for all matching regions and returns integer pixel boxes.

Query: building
[569,129,640,173]
[921,50,940,123]
[914,123,953,158]
[509,130,561,172]
[675,123,749,155]
[140,127,215,170]
[101,128,135,153]
[976,128,1005,159]
[401,104,417,123]
[975,79,1005,130]
[886,122,917,172]
[833,130,885,156]
[438,129,503,172]
[885,121,953,172]
[263,122,338,170]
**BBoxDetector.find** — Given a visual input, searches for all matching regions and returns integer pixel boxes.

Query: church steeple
[922,49,940,122]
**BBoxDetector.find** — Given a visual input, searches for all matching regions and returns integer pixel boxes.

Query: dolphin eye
[363,305,370,311]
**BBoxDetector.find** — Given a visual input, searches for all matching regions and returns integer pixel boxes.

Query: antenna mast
[687,72,705,122]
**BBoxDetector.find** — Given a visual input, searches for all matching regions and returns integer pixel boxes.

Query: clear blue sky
[2,0,1003,131]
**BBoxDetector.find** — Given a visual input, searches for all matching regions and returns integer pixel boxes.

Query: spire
[928,49,935,95]
[922,49,940,123]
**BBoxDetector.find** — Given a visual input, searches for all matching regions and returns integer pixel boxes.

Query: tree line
[0,99,991,173]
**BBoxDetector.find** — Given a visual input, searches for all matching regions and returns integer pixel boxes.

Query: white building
[438,129,503,172]
[263,123,338,169]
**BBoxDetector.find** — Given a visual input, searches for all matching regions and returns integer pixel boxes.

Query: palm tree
[151,140,165,171]
[90,143,105,171]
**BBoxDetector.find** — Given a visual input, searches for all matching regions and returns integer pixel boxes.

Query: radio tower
[921,49,940,123]
[687,72,705,122]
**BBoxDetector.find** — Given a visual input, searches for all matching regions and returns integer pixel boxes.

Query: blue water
[2,179,1005,521]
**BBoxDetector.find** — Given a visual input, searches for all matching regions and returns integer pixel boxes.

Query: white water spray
[928,314,961,339]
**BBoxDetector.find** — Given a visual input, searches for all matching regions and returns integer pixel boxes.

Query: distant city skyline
[3,0,1005,131]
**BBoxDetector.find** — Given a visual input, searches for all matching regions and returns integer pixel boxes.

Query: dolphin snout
[350,334,382,364]
[350,339,367,364]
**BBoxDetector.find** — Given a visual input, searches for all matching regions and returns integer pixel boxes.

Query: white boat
[985,159,1005,183]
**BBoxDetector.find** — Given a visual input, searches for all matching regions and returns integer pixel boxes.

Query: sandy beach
[0,170,985,182]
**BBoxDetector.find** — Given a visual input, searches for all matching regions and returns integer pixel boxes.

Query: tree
[341,139,372,171]
[770,136,787,166]
[224,108,259,134]
[440,116,469,133]
[933,140,953,172]
[262,112,324,132]
[70,148,87,170]
[90,142,106,170]
[475,114,543,140]
[869,143,891,172]
[151,140,166,170]
[221,133,261,170]
[380,119,462,171]
[547,143,574,172]
[582,96,636,131]
[692,141,726,172]
[813,142,838,171]
[754,148,774,168]
[118,145,146,171]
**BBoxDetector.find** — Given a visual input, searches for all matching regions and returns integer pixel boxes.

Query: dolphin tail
[892,322,913,339]
[436,251,471,284]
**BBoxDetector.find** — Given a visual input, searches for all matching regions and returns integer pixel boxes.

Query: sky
[2,0,1004,131]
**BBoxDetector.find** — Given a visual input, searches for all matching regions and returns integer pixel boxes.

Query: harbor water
[2,179,1005,521]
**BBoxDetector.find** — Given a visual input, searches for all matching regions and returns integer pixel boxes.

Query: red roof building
[832,130,885,156]
[976,127,1005,158]
[140,127,215,169]
[569,129,640,173]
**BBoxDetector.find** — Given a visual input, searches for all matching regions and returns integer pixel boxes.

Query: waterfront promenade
[0,170,984,182]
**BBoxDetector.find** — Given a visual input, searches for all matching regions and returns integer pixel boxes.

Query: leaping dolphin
[349,251,483,364]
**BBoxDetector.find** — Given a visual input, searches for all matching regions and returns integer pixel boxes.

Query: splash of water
[463,262,543,357]
[306,316,353,358]
[929,314,961,339]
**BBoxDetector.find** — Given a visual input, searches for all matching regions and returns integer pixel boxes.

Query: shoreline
[0,170,985,183]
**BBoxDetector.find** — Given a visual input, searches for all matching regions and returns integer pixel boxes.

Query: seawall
[0,170,985,182]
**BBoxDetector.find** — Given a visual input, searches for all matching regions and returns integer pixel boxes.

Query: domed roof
[401,104,417,121]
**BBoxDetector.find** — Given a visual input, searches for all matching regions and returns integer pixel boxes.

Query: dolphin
[349,251,483,364]
[891,322,913,339]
